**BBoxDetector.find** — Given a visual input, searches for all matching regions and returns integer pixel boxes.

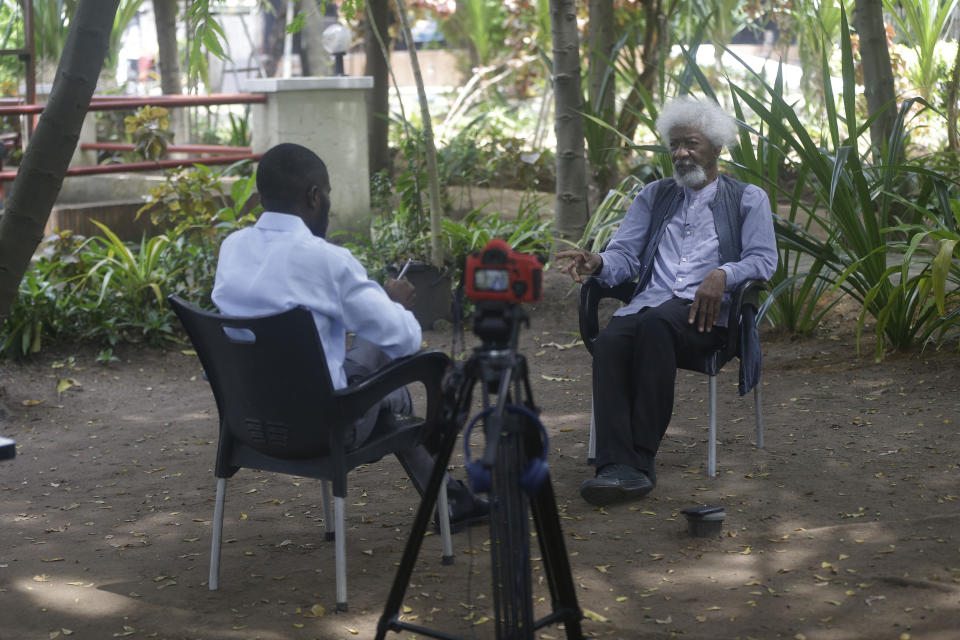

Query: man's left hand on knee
[689,269,726,332]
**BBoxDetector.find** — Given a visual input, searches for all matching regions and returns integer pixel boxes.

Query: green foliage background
[1,0,959,362]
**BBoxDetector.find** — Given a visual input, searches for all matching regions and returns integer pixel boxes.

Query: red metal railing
[0,155,261,182]
[80,142,253,155]
[0,93,265,185]
[0,92,266,116]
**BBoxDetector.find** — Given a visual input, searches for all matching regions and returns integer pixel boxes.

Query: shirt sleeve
[595,182,658,286]
[286,240,422,360]
[332,249,422,359]
[718,184,778,291]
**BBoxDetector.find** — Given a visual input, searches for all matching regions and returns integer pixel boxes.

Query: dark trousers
[343,337,447,495]
[592,297,726,472]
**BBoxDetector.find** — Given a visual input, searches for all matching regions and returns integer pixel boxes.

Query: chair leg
[587,395,596,465]
[754,379,764,449]
[321,480,335,542]
[437,484,454,564]
[707,375,718,478]
[335,496,347,612]
[209,477,227,591]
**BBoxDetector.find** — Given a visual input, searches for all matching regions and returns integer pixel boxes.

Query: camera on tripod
[464,238,543,304]
[462,239,542,349]
[379,239,583,640]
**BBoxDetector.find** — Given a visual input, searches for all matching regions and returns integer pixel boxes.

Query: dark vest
[633,174,748,297]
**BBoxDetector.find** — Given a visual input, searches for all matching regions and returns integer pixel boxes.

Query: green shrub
[1,164,259,359]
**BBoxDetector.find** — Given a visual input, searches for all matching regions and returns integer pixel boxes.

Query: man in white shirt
[212,143,487,531]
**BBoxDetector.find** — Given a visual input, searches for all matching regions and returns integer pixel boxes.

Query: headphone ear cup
[463,413,493,493]
[520,420,550,493]
[520,457,549,493]
[467,458,491,493]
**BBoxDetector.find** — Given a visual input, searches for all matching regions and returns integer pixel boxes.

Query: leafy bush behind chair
[712,11,960,358]
[0,164,260,360]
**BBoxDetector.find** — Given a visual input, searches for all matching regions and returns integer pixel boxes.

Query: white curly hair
[655,95,739,150]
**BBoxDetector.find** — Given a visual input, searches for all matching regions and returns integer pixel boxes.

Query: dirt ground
[1,267,959,640]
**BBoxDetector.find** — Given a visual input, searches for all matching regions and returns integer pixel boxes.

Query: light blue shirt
[596,178,777,326]
[212,211,422,389]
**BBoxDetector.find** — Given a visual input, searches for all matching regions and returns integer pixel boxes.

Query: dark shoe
[579,464,655,506]
[435,480,489,534]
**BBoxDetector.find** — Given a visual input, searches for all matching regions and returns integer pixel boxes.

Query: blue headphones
[463,404,549,494]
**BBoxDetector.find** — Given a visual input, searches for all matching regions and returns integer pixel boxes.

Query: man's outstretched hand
[385,278,417,311]
[556,249,602,283]
[689,269,727,332]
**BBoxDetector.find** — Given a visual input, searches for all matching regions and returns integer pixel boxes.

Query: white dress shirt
[211,211,422,389]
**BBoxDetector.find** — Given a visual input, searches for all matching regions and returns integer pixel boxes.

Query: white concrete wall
[242,76,373,238]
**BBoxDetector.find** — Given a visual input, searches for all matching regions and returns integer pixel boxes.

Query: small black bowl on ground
[680,505,725,537]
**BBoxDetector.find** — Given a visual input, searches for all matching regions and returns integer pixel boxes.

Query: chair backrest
[169,295,343,460]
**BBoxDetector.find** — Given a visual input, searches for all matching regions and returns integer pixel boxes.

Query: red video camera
[464,239,542,303]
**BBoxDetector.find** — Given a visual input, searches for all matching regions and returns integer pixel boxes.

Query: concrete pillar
[72,112,98,168]
[241,76,373,237]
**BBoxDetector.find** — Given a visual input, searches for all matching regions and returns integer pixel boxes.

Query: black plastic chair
[168,295,453,611]
[578,278,766,477]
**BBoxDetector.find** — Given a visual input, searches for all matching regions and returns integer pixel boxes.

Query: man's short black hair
[256,143,329,212]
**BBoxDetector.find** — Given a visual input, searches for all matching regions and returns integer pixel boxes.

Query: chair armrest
[334,350,451,427]
[722,279,767,361]
[578,277,635,356]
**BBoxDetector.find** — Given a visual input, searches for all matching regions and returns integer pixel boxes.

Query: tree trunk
[615,0,663,145]
[947,36,960,155]
[0,0,121,320]
[853,0,897,154]
[366,0,392,177]
[153,0,187,143]
[451,1,480,71]
[262,0,288,78]
[301,2,336,77]
[395,0,445,266]
[587,0,617,198]
[550,0,589,240]
[153,0,181,94]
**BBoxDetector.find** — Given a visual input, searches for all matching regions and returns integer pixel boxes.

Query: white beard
[674,163,708,189]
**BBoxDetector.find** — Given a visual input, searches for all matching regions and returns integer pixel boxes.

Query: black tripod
[376,303,583,640]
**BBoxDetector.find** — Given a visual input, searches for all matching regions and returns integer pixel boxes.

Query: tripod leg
[529,475,583,639]
[375,412,463,640]
[489,425,534,640]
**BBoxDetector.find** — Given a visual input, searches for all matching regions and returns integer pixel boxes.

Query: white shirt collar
[255,210,313,234]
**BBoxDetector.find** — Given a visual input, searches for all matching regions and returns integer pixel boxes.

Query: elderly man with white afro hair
[557,93,778,507]
[655,95,740,151]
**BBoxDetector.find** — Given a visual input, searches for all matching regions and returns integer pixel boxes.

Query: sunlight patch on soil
[16,576,130,615]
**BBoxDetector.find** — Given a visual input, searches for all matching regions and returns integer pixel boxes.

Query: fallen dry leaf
[582,609,609,623]
[57,378,79,395]
[541,339,583,350]
[541,374,576,382]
